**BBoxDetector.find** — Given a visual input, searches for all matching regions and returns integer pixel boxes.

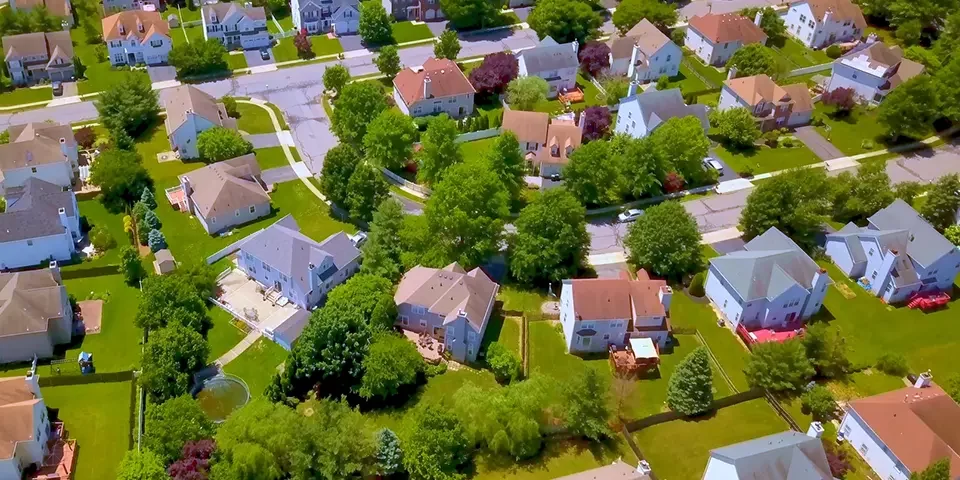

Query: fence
[60,264,121,280]
[381,167,431,197]
[764,391,802,431]
[621,388,765,432]
[786,63,833,77]
[38,369,134,387]
[205,236,253,265]
[454,128,501,143]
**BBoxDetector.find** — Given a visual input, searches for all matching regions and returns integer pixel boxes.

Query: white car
[703,158,723,173]
[618,209,644,223]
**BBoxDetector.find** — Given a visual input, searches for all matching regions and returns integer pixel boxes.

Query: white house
[102,0,161,12]
[164,85,238,159]
[517,36,579,98]
[0,178,80,270]
[825,40,925,104]
[202,2,271,50]
[685,12,767,66]
[393,57,476,118]
[102,10,171,66]
[705,228,831,334]
[703,429,833,480]
[0,371,52,480]
[825,199,960,304]
[178,155,271,234]
[0,267,73,364]
[292,0,359,35]
[837,374,960,480]
[614,86,710,139]
[559,270,673,354]
[784,0,866,49]
[718,74,814,131]
[0,122,77,192]
[606,19,681,82]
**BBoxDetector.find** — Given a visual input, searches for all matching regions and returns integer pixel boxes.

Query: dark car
[259,48,270,61]
[51,81,63,96]
[548,173,562,181]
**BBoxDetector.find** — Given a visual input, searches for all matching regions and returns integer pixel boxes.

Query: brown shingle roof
[0,376,41,460]
[502,110,549,146]
[688,13,768,45]
[569,271,667,321]
[724,74,813,112]
[163,85,235,134]
[800,0,866,30]
[781,83,813,113]
[13,0,69,17]
[393,57,475,107]
[2,30,72,64]
[394,262,499,331]
[180,155,269,219]
[536,121,582,165]
[0,122,72,173]
[608,19,672,60]
[0,269,65,339]
[102,10,169,42]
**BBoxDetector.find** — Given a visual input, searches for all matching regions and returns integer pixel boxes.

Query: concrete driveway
[795,126,844,161]
[243,48,274,68]
[244,133,281,148]
[426,21,448,37]
[338,34,364,52]
[708,148,740,182]
[262,165,298,184]
[147,66,178,83]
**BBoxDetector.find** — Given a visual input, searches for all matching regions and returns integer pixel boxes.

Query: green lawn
[0,86,52,106]
[207,308,247,362]
[460,136,497,164]
[391,21,434,44]
[266,102,290,129]
[225,52,248,70]
[272,36,344,62]
[223,337,288,397]
[41,381,135,480]
[670,292,751,391]
[712,141,821,175]
[254,147,292,169]
[71,25,118,95]
[270,9,294,34]
[531,73,605,113]
[498,284,550,315]
[666,64,710,94]
[62,274,144,373]
[681,51,726,89]
[528,321,607,383]
[78,196,129,266]
[773,38,833,68]
[480,313,522,355]
[236,102,277,134]
[171,25,205,45]
[178,5,203,23]
[472,437,637,480]
[814,104,901,156]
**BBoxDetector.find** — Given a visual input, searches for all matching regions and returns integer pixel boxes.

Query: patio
[28,422,76,480]
[215,268,300,343]
[402,329,443,364]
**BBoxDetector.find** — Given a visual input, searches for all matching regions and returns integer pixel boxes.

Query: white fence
[787,63,832,77]
[381,168,431,196]
[455,128,501,143]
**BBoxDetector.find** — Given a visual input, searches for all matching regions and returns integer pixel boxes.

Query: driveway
[512,7,531,21]
[244,132,281,148]
[262,165,298,184]
[795,126,844,161]
[146,66,178,83]
[338,34,364,52]
[244,49,274,68]
[426,20,448,37]
[708,148,740,182]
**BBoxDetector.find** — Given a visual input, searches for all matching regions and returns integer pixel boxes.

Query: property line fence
[520,314,530,377]
[38,369,134,387]
[787,62,833,77]
[621,388,765,432]
[381,168,431,196]
[764,391,802,431]
[454,128,501,143]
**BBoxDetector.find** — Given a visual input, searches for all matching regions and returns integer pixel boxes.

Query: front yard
[71,25,118,95]
[236,102,278,134]
[391,21,434,44]
[813,104,894,156]
[0,86,52,106]
[712,141,821,175]
[254,146,292,169]
[272,35,344,62]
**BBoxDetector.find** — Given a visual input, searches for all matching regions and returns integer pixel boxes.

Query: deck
[402,329,443,364]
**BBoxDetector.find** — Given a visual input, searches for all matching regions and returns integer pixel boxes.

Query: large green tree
[359,0,393,45]
[363,109,417,170]
[360,199,407,282]
[196,127,253,162]
[359,332,425,400]
[94,71,160,138]
[417,114,463,184]
[829,161,894,223]
[625,201,702,280]
[434,29,462,59]
[143,395,215,465]
[743,339,815,393]
[168,39,228,77]
[140,323,210,403]
[711,107,761,149]
[89,148,153,212]
[739,168,832,249]
[509,188,589,285]
[506,76,549,111]
[322,63,351,96]
[878,75,940,139]
[346,164,390,223]
[484,131,526,201]
[439,0,498,30]
[935,55,960,123]
[802,323,851,379]
[454,377,553,459]
[116,449,168,480]
[617,135,666,199]
[563,368,611,441]
[666,346,714,416]
[402,404,470,480]
[136,273,210,333]
[563,140,622,206]
[320,144,361,208]
[331,81,389,145]
[739,7,787,45]
[612,0,677,33]
[911,459,952,480]
[727,44,779,78]
[650,115,711,186]
[374,44,402,79]
[527,0,602,44]
[920,174,960,232]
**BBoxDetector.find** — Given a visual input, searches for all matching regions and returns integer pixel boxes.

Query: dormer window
[551,145,559,157]
[137,21,144,32]
[565,145,573,156]
[118,23,125,34]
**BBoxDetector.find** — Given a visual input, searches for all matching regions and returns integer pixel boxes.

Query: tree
[323,63,351,96]
[145,210,161,231]
[168,39,229,77]
[727,44,779,78]
[319,144,361,207]
[945,225,960,246]
[486,341,522,384]
[618,135,666,199]
[905,45,942,73]
[469,52,519,96]
[140,323,209,403]
[346,164,390,223]
[222,96,239,118]
[439,0,498,30]
[563,368,611,441]
[89,148,153,212]
[196,127,252,162]
[625,201,702,280]
[802,323,851,379]
[656,74,669,90]
[945,374,960,404]
[167,439,215,480]
[363,109,417,170]
[601,76,629,105]
[434,29,461,60]
[578,41,610,76]
[94,71,159,138]
[822,87,857,112]
[527,0,602,44]
[739,7,786,44]
[739,168,832,249]
[359,0,393,45]
[453,377,553,459]
[143,395,215,464]
[74,126,97,149]
[141,187,157,209]
[509,188,589,284]
[581,105,611,141]
[360,333,425,400]
[506,76,551,112]
[877,75,939,139]
[148,229,167,253]
[136,273,210,333]
[800,385,837,420]
[875,353,909,376]
[934,11,960,62]
[920,174,960,232]
[743,339,815,393]
[935,55,960,123]
[612,0,677,33]
[326,274,397,332]
[89,225,116,253]
[911,459,952,480]
[417,114,462,184]
[331,81,389,145]
[402,404,470,480]
[711,107,761,149]
[361,199,406,282]
[117,449,168,480]
[119,246,143,285]
[375,428,403,476]
[895,19,922,45]
[689,271,706,297]
[292,28,313,59]
[894,181,924,205]
[830,161,894,223]
[286,300,372,398]
[666,347,714,416]
[375,44,403,80]
[484,131,525,201]
[564,140,622,206]
[825,443,853,479]
[650,115,711,186]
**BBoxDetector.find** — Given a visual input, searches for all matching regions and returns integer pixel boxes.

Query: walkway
[795,126,844,161]
[262,165,298,184]
[215,330,262,366]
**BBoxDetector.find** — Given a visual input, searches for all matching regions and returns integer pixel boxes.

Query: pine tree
[140,187,157,209]
[666,346,714,416]
[375,428,403,476]
[144,210,161,230]
[148,229,167,253]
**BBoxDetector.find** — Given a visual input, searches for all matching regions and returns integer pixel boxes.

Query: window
[400,315,409,325]
[603,333,610,340]
[262,262,272,272]
[581,336,591,347]
[871,271,877,279]
[666,54,671,61]
[27,240,33,246]
[235,209,240,217]
[807,20,814,28]
[723,300,728,307]
[419,319,427,327]
[468,346,474,356]
[150,40,163,47]
[249,205,256,214]
[413,305,426,315]
[799,14,806,23]
[467,331,476,342]
[31,167,37,173]
[868,248,874,255]
[859,443,869,455]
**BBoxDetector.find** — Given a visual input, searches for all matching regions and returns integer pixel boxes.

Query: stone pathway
[216,330,262,367]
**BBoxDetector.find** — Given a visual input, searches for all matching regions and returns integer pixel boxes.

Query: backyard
[664,64,710,94]
[532,74,604,113]
[207,309,248,363]
[254,146,293,169]
[712,141,821,175]
[223,337,288,397]
[77,195,129,267]
[681,52,726,89]
[61,273,143,373]
[772,38,833,69]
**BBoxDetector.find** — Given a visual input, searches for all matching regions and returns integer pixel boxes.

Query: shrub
[824,443,852,478]
[861,139,875,150]
[486,342,522,384]
[740,164,755,178]
[74,126,97,149]
[222,96,239,118]
[89,225,116,253]
[825,45,842,59]
[780,137,794,148]
[875,353,908,376]
[689,271,705,297]
[800,385,836,420]
[425,362,447,377]
[761,130,780,147]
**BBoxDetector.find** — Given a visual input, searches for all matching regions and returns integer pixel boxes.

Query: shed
[153,249,177,275]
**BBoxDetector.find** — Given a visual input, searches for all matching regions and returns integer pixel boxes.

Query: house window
[467,331,476,343]
[603,333,610,340]
[235,209,240,217]
[27,240,33,246]
[799,14,806,23]
[868,248,874,255]
[419,319,427,327]
[871,271,877,279]
[723,300,728,307]
[842,424,851,436]
[150,40,163,47]
[666,54,671,61]
[468,346,474,356]
[31,167,37,173]
[859,443,869,455]
[580,336,591,347]
[400,315,409,325]
[413,305,426,315]
[263,262,272,272]
[249,205,256,214]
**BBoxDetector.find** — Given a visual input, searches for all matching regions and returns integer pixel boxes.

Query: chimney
[807,421,824,439]
[754,10,763,26]
[629,42,640,77]
[25,366,41,399]
[914,371,932,388]
[119,22,125,34]
[572,39,579,54]
[423,74,432,99]
[627,79,639,97]
[823,10,832,25]
[57,207,69,233]
[637,461,653,475]
[727,66,738,79]
[658,285,673,313]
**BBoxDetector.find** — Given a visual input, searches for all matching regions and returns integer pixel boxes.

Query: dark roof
[619,88,710,133]
[0,178,75,243]
[518,36,579,74]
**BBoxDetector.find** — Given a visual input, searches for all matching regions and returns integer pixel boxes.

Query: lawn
[62,273,144,373]
[670,292,751,391]
[498,283,550,315]
[177,5,203,23]
[472,437,637,480]
[460,136,498,164]
[681,51,726,89]
[0,86,52,106]
[254,146,292,169]
[223,337,288,397]
[527,321,607,383]
[225,52,248,70]
[71,24,118,95]
[78,196,129,266]
[480,313,522,355]
[391,21,434,44]
[270,9,294,34]
[712,141,821,175]
[531,73,604,113]
[773,38,832,68]
[171,25,205,45]
[813,104,897,156]
[236,102,277,134]
[41,381,135,480]
[206,307,247,362]
[665,64,710,94]
[272,36,344,62]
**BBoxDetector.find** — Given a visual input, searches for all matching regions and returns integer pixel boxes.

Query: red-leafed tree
[824,443,852,478]
[468,52,519,95]
[581,106,611,141]
[74,126,97,149]
[167,439,215,480]
[294,29,313,59]
[578,41,610,76]
[664,171,684,193]
[822,87,856,112]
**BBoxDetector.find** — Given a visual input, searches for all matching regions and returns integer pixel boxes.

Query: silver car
[617,208,645,223]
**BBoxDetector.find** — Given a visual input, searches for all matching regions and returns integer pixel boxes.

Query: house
[178,155,271,234]
[380,0,442,22]
[0,179,80,270]
[394,263,499,363]
[517,37,579,99]
[555,461,652,480]
[705,227,831,334]
[202,2,271,50]
[559,270,673,354]
[0,267,73,364]
[102,10,172,66]
[702,428,833,479]
[825,40,925,104]
[838,374,960,480]
[501,110,549,153]
[153,249,176,275]
[613,86,710,139]
[534,120,581,178]
[606,19,681,83]
[1,31,74,86]
[0,122,78,191]
[292,0,359,35]
[0,372,53,479]
[393,58,475,118]
[8,0,72,26]
[718,74,814,130]
[102,0,161,13]
[164,85,238,159]
[825,199,960,304]
[685,12,767,66]
[785,0,866,49]
[237,216,361,309]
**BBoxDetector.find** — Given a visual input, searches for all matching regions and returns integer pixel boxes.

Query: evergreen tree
[666,346,714,416]
[140,187,157,209]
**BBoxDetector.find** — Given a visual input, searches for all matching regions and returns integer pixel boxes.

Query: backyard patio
[214,268,301,347]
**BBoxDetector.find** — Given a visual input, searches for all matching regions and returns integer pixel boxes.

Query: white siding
[702,457,739,480]
[630,42,681,82]
[684,29,742,66]
[0,232,75,270]
[839,411,910,480]
[106,33,172,66]
[826,61,887,103]
[704,267,746,326]
[406,93,475,119]
[785,2,862,49]
[612,100,651,138]
[1,162,74,191]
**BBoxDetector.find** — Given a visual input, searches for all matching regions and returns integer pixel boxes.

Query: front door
[128,53,136,65]
[274,280,281,291]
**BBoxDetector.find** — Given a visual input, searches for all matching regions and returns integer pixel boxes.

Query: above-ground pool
[195,374,250,422]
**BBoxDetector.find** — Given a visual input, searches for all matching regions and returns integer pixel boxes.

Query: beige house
[1,31,74,86]
[0,122,78,191]
[164,85,238,159]
[102,10,172,66]
[501,110,549,152]
[719,74,814,130]
[393,58,476,119]
[0,373,53,480]
[178,154,271,234]
[606,19,681,82]
[0,268,73,365]
[534,121,582,178]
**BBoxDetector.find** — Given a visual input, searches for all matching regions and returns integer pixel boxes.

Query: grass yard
[527,321,607,383]
[272,36,344,62]
[254,146,292,169]
[0,86,52,106]
[773,38,832,68]
[178,5,203,23]
[170,25,205,45]
[63,274,144,373]
[712,141,821,175]
[391,21,434,44]
[225,52,248,70]
[498,284,550,315]
[813,104,896,156]
[270,9,294,34]
[666,64,710,94]
[480,313,522,355]
[71,25,118,95]
[696,90,721,107]
[472,437,637,480]
[236,102,278,134]
[78,196,129,266]
[41,381,135,480]
[531,73,604,113]
[681,52,726,89]
[206,307,247,362]
[459,136,498,164]
[670,293,751,391]
[223,337,288,397]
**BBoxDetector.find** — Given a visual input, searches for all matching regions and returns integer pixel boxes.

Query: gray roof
[867,199,957,268]
[0,178,75,243]
[709,431,832,480]
[619,88,710,133]
[518,36,579,74]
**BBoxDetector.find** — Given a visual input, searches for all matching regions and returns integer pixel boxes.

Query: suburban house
[164,85,238,159]
[0,267,73,364]
[0,372,53,479]
[784,0,866,49]
[202,2,271,50]
[1,31,74,86]
[0,122,78,191]
[705,227,831,338]
[381,0,443,21]
[236,216,361,310]
[606,19,681,82]
[685,12,767,66]
[825,199,960,304]
[702,429,833,479]
[501,110,549,153]
[614,86,710,139]
[393,57,475,118]
[177,154,271,234]
[555,461,652,480]
[517,37,579,98]
[291,0,359,35]
[394,263,499,363]
[102,10,172,66]
[0,179,80,270]
[102,0,160,12]
[826,39,924,104]
[718,74,814,130]
[533,120,581,178]
[8,0,72,26]
[559,270,673,354]
[838,374,960,480]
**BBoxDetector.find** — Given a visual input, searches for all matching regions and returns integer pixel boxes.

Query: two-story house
[703,429,833,480]
[1,31,74,86]
[393,57,475,118]
[380,0,442,22]
[607,19,681,83]
[534,120,581,178]
[614,86,710,139]
[102,0,161,12]
[237,215,361,310]
[825,39,924,104]
[0,267,73,364]
[102,10,172,66]
[0,122,78,192]
[705,227,831,335]
[178,154,270,234]
[202,2,271,50]
[292,0,360,35]
[685,12,768,66]
[9,0,72,26]
[785,0,866,49]
[394,263,499,363]
[718,74,814,131]
[825,199,960,304]
[164,85,238,159]
[501,109,549,153]
[517,37,579,98]
[560,270,673,355]
[0,371,53,479]
[0,178,81,270]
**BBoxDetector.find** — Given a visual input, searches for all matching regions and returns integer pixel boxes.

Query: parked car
[349,231,367,247]
[259,48,270,61]
[51,81,63,96]
[703,157,723,173]
[548,173,562,181]
[618,209,644,223]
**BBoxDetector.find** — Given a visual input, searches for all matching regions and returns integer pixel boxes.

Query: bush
[425,362,447,377]
[800,385,836,420]
[89,225,116,253]
[861,139,875,150]
[222,96,239,118]
[780,137,794,148]
[740,164,755,178]
[486,342,522,384]
[689,271,705,297]
[875,353,908,376]
[825,45,842,59]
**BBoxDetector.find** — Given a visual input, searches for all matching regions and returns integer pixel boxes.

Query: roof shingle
[688,12,768,45]
[393,58,475,106]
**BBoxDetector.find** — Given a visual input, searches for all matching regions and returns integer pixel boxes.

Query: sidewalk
[215,330,262,366]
